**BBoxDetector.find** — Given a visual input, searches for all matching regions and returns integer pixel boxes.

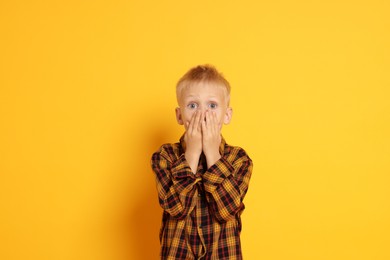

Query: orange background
[1,1,389,259]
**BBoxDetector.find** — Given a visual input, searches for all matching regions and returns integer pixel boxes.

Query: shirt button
[198,193,202,197]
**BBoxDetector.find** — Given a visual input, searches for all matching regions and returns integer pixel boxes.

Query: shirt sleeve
[202,147,253,222]
[151,145,201,220]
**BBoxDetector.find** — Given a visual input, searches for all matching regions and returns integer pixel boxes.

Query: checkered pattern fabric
[151,135,253,259]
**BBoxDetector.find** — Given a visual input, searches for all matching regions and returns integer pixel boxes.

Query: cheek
[213,111,224,124]
[183,111,194,122]
[218,117,224,125]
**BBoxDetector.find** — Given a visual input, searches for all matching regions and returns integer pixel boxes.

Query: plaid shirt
[151,135,253,259]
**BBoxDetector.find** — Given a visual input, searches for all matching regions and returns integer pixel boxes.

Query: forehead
[180,82,228,99]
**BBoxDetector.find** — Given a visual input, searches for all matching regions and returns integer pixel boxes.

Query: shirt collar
[180,134,226,156]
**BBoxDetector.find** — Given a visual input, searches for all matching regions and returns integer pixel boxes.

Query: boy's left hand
[201,110,222,168]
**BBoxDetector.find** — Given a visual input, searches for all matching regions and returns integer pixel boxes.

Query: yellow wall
[1,1,389,259]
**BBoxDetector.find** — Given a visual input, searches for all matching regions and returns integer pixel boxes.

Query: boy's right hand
[184,110,203,173]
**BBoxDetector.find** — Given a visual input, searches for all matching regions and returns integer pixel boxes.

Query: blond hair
[176,64,231,105]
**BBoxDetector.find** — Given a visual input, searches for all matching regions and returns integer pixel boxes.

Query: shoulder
[151,141,183,162]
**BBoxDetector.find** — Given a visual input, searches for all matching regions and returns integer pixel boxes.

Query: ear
[175,107,184,125]
[224,107,233,125]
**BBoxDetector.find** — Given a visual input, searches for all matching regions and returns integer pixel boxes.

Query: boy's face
[175,82,232,130]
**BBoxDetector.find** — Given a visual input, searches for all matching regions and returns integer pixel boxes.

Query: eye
[208,103,217,109]
[187,103,198,109]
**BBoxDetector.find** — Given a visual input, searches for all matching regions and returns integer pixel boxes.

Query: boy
[151,65,253,259]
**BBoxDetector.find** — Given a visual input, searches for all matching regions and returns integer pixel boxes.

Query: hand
[184,110,203,173]
[201,110,222,168]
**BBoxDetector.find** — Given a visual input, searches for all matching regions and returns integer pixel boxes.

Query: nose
[198,104,209,113]
[198,106,206,113]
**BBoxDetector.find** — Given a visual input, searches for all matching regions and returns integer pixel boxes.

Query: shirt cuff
[203,156,235,186]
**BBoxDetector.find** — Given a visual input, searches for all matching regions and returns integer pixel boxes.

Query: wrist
[205,151,221,168]
[185,150,201,174]
[185,149,201,160]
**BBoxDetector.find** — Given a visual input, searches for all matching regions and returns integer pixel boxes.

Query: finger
[205,110,211,129]
[192,110,201,132]
[213,111,220,133]
[208,110,214,129]
[188,111,197,133]
[201,112,206,133]
[198,110,204,132]
[184,115,192,130]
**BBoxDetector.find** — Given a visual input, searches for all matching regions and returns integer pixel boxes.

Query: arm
[202,148,253,222]
[151,146,201,220]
